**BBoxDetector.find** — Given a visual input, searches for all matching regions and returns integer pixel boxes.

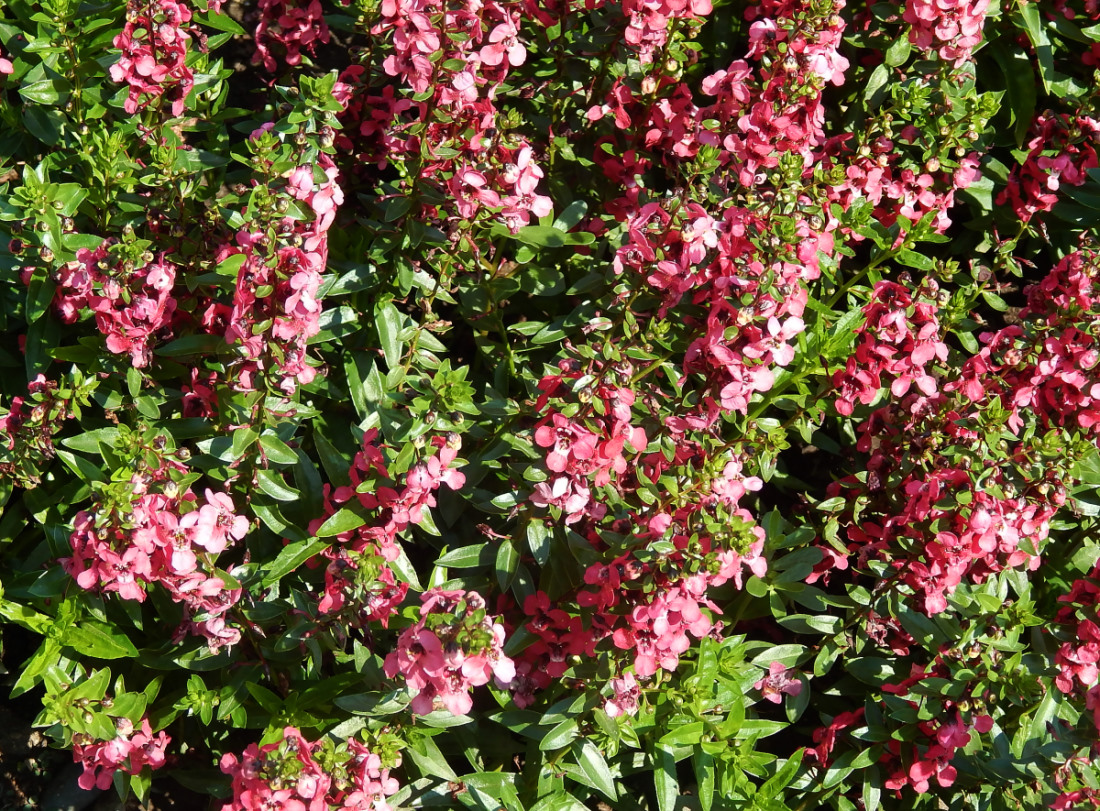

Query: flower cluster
[1053,563,1100,733]
[903,0,990,66]
[310,431,468,629]
[110,0,196,116]
[383,589,515,715]
[339,0,556,233]
[62,436,245,649]
[621,0,713,64]
[50,244,178,369]
[952,249,1100,434]
[315,430,465,562]
[598,1,851,423]
[833,279,949,416]
[219,146,343,394]
[531,358,647,524]
[73,717,170,792]
[822,251,1100,615]
[509,505,765,707]
[370,0,526,96]
[0,374,92,487]
[253,0,330,72]
[999,113,1100,223]
[826,391,1059,614]
[220,727,401,811]
[883,710,992,794]
[580,515,765,678]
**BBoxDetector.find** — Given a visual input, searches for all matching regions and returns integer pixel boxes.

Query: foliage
[2,0,1100,808]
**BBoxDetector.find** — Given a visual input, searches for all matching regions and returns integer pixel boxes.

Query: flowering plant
[4,0,1100,808]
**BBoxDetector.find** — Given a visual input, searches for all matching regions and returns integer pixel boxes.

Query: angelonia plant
[4,0,1100,808]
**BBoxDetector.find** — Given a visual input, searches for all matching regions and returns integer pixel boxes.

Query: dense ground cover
[3,0,1100,808]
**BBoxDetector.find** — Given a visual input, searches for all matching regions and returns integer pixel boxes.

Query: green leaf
[863,63,889,106]
[0,599,51,633]
[11,639,61,697]
[194,9,246,33]
[693,749,715,811]
[513,224,595,248]
[496,541,519,591]
[245,682,284,714]
[334,691,411,717]
[157,334,226,357]
[1015,3,1053,93]
[436,544,490,568]
[777,614,843,635]
[981,290,1009,312]
[61,428,120,454]
[529,791,589,811]
[375,301,404,369]
[526,521,551,567]
[760,750,803,800]
[863,771,882,811]
[23,107,64,146]
[51,184,87,217]
[63,622,139,659]
[653,745,678,811]
[25,271,55,325]
[407,735,459,781]
[895,250,933,271]
[988,38,1037,147]
[309,306,360,345]
[316,508,366,537]
[1024,690,1058,754]
[1071,543,1100,574]
[261,538,329,587]
[539,719,578,751]
[55,449,106,483]
[884,34,910,67]
[660,721,705,746]
[259,434,299,465]
[20,76,72,106]
[553,200,588,231]
[846,657,897,685]
[574,740,616,800]
[256,469,300,502]
[230,427,258,460]
[389,544,423,591]
[751,645,805,668]
[418,710,473,728]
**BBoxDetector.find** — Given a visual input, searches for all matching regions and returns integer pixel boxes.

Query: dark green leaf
[436,544,490,568]
[316,508,366,537]
[539,719,578,751]
[574,740,616,800]
[63,622,139,659]
[261,538,329,587]
[496,541,519,591]
[653,745,678,811]
[259,434,298,465]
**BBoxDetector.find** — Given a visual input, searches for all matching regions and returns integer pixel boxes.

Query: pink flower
[481,22,526,67]
[605,672,640,718]
[384,590,514,716]
[754,661,803,704]
[74,718,169,792]
[181,490,247,554]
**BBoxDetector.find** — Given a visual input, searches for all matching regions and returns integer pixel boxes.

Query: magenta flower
[754,662,803,704]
